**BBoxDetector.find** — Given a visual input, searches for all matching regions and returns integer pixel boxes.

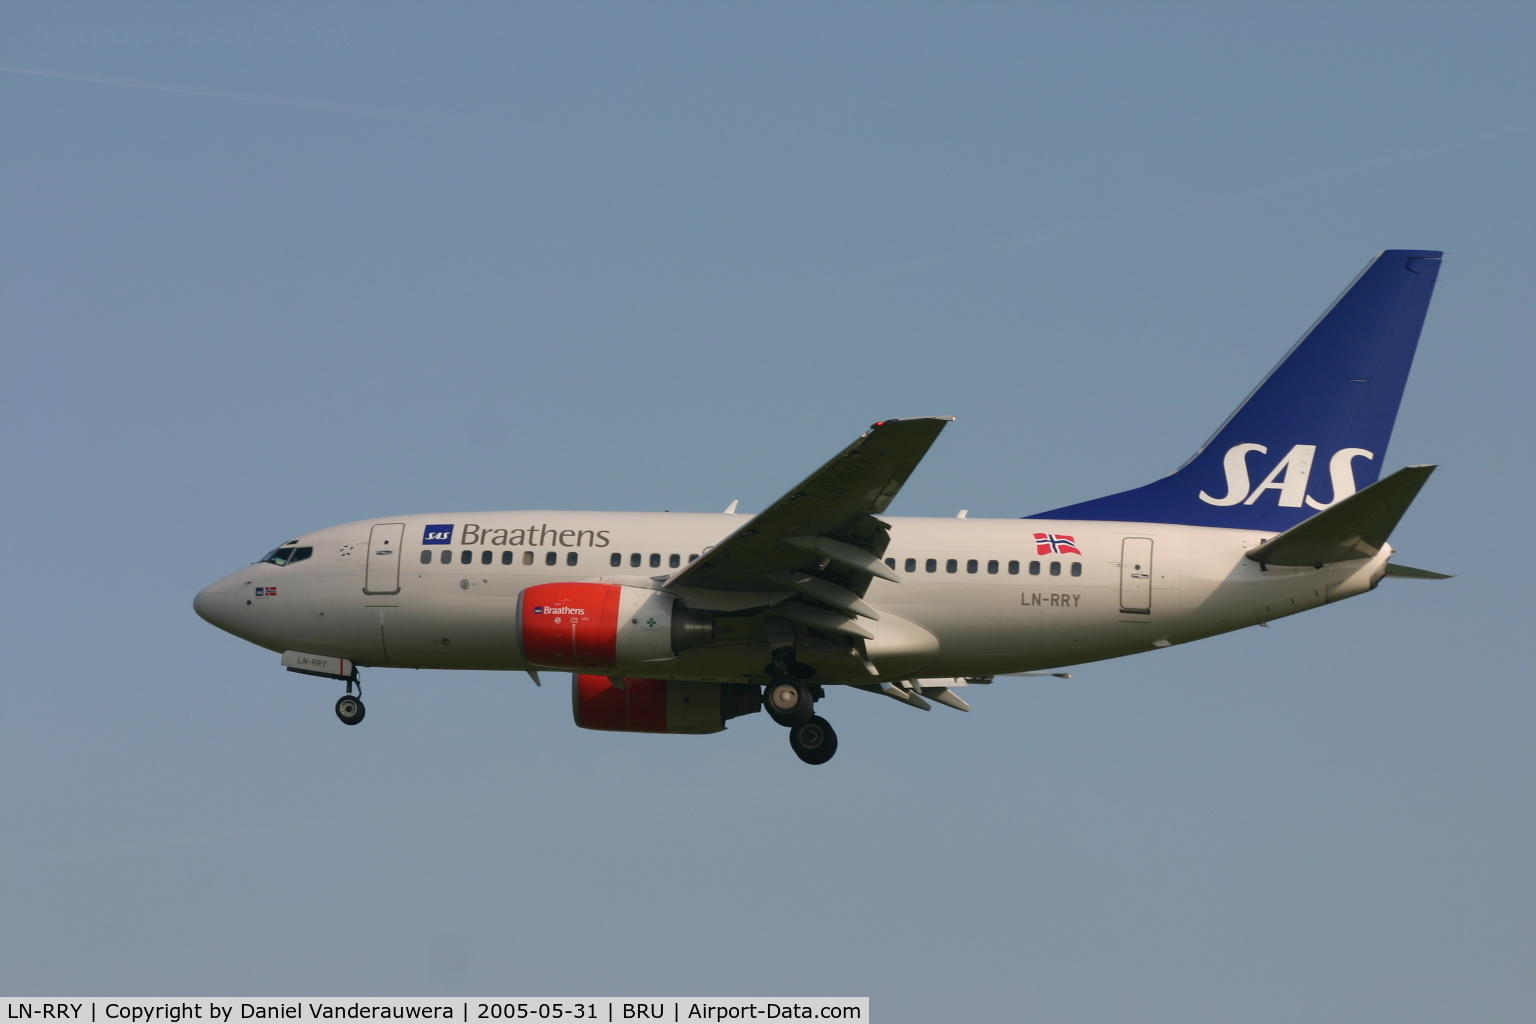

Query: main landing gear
[765,677,815,727]
[335,675,366,726]
[763,655,837,764]
[789,715,837,765]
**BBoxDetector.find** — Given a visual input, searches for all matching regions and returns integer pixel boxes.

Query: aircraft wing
[665,417,953,596]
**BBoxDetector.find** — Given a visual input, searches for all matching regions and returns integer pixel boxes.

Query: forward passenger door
[364,523,405,595]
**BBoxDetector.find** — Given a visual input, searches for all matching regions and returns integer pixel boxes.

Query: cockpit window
[257,545,313,566]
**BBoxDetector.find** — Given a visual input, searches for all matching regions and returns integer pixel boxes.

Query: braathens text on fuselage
[458,523,612,548]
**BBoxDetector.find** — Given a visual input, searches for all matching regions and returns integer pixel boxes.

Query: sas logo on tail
[1199,444,1373,510]
[422,524,454,544]
[1034,533,1081,555]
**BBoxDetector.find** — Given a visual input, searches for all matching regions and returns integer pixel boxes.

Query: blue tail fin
[1030,249,1443,532]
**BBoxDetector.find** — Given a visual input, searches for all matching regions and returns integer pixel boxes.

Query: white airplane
[196,249,1451,764]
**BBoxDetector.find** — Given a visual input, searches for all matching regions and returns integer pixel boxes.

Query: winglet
[1247,465,1435,567]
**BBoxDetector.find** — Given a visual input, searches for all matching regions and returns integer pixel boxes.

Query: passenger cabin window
[481,550,493,565]
[630,553,642,568]
[610,553,622,567]
[885,558,896,569]
[689,554,698,562]
[650,553,661,568]
[925,558,937,573]
[522,551,534,565]
[567,552,579,566]
[1008,560,1020,575]
[502,551,514,565]
[905,558,917,573]
[1050,561,1061,576]
[669,553,680,568]
[545,551,557,566]
[1071,562,1082,577]
[441,550,453,565]
[966,559,978,574]
[461,550,473,565]
[946,559,958,574]
[987,559,999,574]
[1029,561,1041,575]
[420,551,432,565]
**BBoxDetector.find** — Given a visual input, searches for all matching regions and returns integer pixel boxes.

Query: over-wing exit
[195,250,1451,764]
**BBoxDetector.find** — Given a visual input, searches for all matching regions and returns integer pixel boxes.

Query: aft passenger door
[364,523,405,595]
[1120,537,1153,614]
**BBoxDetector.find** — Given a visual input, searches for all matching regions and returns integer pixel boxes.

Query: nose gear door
[364,523,405,595]
[1120,537,1153,614]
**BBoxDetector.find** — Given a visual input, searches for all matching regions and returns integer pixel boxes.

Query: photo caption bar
[0,1000,868,1024]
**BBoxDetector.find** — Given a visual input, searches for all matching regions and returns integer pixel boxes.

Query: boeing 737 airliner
[195,250,1450,764]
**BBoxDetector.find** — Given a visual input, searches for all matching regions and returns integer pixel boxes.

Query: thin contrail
[1022,124,1535,246]
[857,122,1532,278]
[0,63,481,127]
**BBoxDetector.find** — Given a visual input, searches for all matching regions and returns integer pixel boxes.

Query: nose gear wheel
[335,695,366,725]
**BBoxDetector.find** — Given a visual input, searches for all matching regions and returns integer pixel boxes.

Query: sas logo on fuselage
[422,524,454,545]
[1199,444,1373,509]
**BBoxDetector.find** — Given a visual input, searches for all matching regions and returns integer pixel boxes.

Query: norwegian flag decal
[1033,533,1081,556]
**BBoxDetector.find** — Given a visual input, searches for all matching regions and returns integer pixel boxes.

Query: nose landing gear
[335,675,366,725]
[335,694,366,725]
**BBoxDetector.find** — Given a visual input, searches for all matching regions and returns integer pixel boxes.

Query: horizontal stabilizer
[1383,562,1454,580]
[1247,465,1435,567]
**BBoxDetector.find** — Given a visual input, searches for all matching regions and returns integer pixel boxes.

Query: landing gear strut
[789,715,837,765]
[760,653,837,762]
[335,675,365,725]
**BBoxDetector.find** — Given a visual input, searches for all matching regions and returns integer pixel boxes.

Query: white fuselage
[194,510,1389,684]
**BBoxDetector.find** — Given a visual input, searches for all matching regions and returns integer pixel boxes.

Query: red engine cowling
[517,581,715,671]
[572,674,761,734]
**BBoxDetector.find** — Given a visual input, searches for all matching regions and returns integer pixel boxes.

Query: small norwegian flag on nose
[1033,533,1081,556]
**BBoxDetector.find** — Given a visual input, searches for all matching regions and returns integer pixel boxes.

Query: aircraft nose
[194,575,242,633]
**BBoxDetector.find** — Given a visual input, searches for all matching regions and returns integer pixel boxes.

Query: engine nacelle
[571,675,761,734]
[517,582,714,671]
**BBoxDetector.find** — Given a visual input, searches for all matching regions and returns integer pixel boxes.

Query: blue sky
[1,4,1531,1019]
